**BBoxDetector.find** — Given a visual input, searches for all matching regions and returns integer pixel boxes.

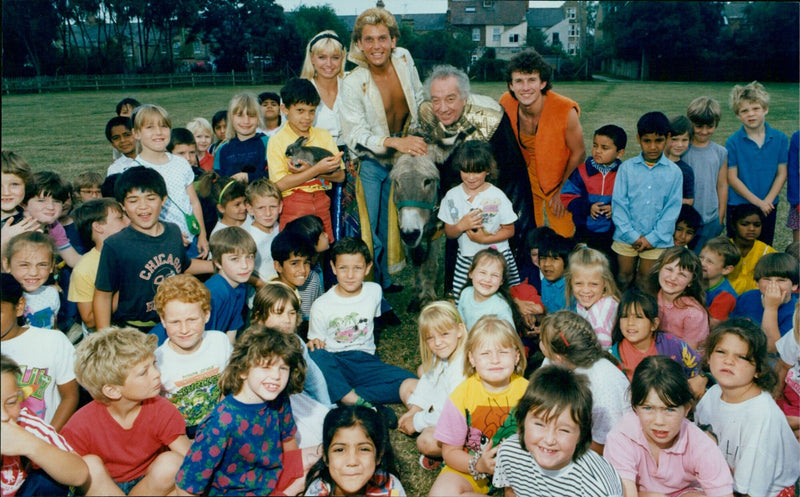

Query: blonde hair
[730,81,770,114]
[4,232,55,269]
[565,247,620,305]
[186,117,213,137]
[250,281,301,330]
[539,311,608,369]
[133,104,171,131]
[226,93,264,140]
[300,30,346,80]
[1,151,32,185]
[74,327,158,403]
[464,315,526,377]
[418,301,467,374]
[245,177,282,204]
[154,274,211,317]
[350,8,399,52]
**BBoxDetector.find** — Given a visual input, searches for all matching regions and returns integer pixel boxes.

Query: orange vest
[500,91,579,197]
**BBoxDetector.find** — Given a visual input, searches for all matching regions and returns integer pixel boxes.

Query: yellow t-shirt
[267,125,343,197]
[728,239,777,295]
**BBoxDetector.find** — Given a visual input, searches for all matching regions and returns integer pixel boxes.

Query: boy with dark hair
[732,252,799,353]
[699,236,740,326]
[270,230,315,292]
[92,166,212,331]
[68,198,129,332]
[62,327,190,495]
[258,91,282,136]
[538,233,574,313]
[665,115,696,205]
[167,128,200,170]
[673,204,702,248]
[209,110,227,155]
[106,116,137,176]
[561,124,626,266]
[267,77,344,241]
[611,111,683,290]
[115,97,140,117]
[307,237,417,428]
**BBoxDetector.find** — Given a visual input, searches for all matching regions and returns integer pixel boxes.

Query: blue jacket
[561,157,619,235]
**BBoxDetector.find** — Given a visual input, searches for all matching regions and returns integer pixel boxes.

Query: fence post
[95,75,99,90]
[231,70,235,85]
[191,73,195,87]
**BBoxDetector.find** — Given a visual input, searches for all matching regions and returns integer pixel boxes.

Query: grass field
[2,81,797,495]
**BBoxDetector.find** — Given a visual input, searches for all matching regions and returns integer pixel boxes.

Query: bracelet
[468,452,490,481]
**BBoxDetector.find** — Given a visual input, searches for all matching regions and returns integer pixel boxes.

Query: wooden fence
[2,70,287,94]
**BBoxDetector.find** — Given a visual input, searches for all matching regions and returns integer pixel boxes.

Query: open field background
[2,81,797,495]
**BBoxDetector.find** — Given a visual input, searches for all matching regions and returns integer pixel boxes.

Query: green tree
[2,0,60,76]
[289,5,349,48]
[725,2,799,81]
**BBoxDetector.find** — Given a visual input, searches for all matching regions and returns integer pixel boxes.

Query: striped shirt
[494,433,623,497]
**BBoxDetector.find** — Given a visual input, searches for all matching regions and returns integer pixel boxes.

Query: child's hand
[457,209,483,234]
[397,406,422,435]
[0,420,33,457]
[756,199,774,216]
[307,338,326,351]
[516,300,544,316]
[313,153,344,175]
[762,280,786,309]
[289,159,311,173]
[476,439,498,475]
[231,172,249,182]
[1,216,40,240]
[634,236,652,252]
[590,202,611,219]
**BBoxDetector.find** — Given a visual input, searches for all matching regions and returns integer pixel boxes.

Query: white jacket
[340,46,424,159]
[406,351,466,432]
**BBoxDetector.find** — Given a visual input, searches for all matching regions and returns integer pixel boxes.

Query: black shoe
[384,283,404,294]
[380,310,402,327]
[375,404,398,429]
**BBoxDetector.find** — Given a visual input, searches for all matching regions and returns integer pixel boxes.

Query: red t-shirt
[62,396,185,482]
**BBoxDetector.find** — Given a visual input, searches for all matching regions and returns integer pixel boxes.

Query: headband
[218,180,236,205]
[309,33,343,52]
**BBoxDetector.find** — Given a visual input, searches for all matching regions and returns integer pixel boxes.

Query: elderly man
[414,64,534,293]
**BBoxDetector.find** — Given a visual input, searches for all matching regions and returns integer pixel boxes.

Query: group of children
[1,75,799,496]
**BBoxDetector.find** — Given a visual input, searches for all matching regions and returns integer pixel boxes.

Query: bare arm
[58,246,82,268]
[0,422,89,488]
[621,478,639,497]
[76,302,95,330]
[549,108,585,216]
[466,223,514,244]
[50,380,79,432]
[186,258,214,275]
[763,163,787,205]
[275,154,343,191]
[717,159,728,223]
[727,166,773,214]
[92,289,113,330]
[168,434,192,457]
[761,282,784,353]
[186,184,208,259]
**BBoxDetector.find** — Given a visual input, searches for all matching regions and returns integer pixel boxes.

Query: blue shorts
[309,349,416,404]
[115,475,145,494]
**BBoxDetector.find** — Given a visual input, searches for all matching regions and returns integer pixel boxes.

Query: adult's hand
[386,136,428,156]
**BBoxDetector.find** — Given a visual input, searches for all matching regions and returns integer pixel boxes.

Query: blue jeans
[359,157,393,288]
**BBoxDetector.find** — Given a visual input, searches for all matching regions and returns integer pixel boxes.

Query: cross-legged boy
[61,328,190,496]
[267,77,344,241]
[92,166,213,332]
[699,236,740,327]
[244,178,282,282]
[106,116,138,176]
[726,81,788,246]
[204,226,256,341]
[68,198,129,333]
[153,274,233,438]
[307,237,417,428]
[612,112,683,290]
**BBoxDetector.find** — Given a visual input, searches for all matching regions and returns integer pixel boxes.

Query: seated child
[271,231,315,296]
[439,141,520,298]
[244,178,282,281]
[775,301,800,442]
[268,78,344,240]
[0,273,78,432]
[398,301,468,465]
[699,236,740,326]
[538,233,573,313]
[93,166,213,332]
[1,151,37,254]
[728,203,777,295]
[3,232,60,330]
[429,316,528,496]
[304,405,405,496]
[565,247,620,349]
[68,198,129,332]
[61,328,190,496]
[493,365,623,497]
[203,227,256,341]
[251,282,331,449]
[612,112,682,290]
[732,252,799,353]
[672,204,702,249]
[176,326,308,496]
[695,319,800,496]
[153,274,233,439]
[105,116,138,176]
[457,248,520,332]
[1,354,89,497]
[282,215,330,320]
[664,115,696,205]
[24,171,81,268]
[258,91,282,137]
[167,128,200,170]
[610,289,706,399]
[649,247,709,353]
[214,93,269,183]
[561,124,626,263]
[186,117,215,172]
[539,311,632,455]
[307,237,417,427]
[604,356,732,497]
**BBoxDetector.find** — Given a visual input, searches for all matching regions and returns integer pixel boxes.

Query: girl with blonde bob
[213,92,269,183]
[398,301,468,466]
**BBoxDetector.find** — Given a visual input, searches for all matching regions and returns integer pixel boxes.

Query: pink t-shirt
[604,411,732,497]
[61,396,185,482]
[657,292,709,348]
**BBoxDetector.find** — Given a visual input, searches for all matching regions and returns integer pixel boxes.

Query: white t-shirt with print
[308,282,382,354]
[438,183,517,256]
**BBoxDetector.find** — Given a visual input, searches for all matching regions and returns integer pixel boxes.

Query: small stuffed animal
[284,136,334,168]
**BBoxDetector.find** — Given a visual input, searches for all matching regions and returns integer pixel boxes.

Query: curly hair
[153,274,211,316]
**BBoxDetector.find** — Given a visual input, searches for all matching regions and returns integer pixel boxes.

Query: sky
[275,0,564,16]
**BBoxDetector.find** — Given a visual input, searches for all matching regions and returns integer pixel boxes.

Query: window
[569,43,577,55]
[509,33,519,43]
[567,7,576,19]
[483,0,493,7]
[569,24,580,37]
[552,32,560,44]
[465,7,476,13]
[472,27,481,41]
[492,27,501,42]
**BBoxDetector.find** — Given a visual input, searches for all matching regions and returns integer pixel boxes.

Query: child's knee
[145,451,182,489]
[399,378,418,404]
[416,429,440,454]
